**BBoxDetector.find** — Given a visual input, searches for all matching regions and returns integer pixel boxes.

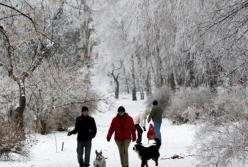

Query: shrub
[207,86,248,124]
[195,121,248,167]
[0,117,26,160]
[194,86,248,166]
[166,87,211,124]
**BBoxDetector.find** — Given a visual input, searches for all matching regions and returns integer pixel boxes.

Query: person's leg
[154,121,161,142]
[84,139,92,167]
[77,141,84,167]
[116,140,125,167]
[123,140,131,167]
[135,124,143,143]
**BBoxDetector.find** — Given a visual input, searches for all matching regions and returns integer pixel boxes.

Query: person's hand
[143,126,146,131]
[107,137,110,142]
[67,132,72,136]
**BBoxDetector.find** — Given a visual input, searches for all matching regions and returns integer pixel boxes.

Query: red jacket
[107,113,136,141]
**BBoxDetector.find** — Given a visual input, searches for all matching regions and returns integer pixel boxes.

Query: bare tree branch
[0,3,37,31]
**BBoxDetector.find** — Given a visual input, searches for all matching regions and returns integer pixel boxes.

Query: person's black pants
[135,124,143,143]
[77,140,92,167]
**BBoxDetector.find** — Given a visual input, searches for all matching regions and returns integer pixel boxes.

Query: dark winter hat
[117,106,125,113]
[152,100,158,105]
[81,106,89,112]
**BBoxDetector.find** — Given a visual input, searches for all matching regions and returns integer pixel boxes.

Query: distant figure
[106,106,136,167]
[133,109,150,144]
[68,106,97,167]
[148,100,163,142]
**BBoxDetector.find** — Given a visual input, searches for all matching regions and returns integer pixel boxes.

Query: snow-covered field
[0,95,196,167]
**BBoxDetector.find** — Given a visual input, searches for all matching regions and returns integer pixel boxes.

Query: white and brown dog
[93,150,106,167]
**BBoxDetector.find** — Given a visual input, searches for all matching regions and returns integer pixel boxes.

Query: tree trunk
[140,87,144,100]
[131,54,137,101]
[123,65,130,94]
[145,70,152,95]
[169,72,176,91]
[114,78,119,99]
[9,80,26,133]
[132,87,137,101]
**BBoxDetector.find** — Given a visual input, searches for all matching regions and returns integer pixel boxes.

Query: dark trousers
[135,124,143,143]
[77,140,92,167]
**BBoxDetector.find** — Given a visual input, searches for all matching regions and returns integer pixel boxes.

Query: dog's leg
[155,158,158,166]
[141,159,146,167]
[141,159,149,167]
[145,160,149,167]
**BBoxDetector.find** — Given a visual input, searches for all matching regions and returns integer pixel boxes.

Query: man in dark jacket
[107,106,136,167]
[68,106,97,167]
[148,100,163,142]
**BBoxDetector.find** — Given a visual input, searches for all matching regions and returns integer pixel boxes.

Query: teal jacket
[148,106,163,123]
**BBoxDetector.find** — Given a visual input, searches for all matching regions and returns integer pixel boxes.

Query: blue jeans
[153,121,161,141]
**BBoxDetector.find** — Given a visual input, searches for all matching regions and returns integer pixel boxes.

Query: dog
[93,150,106,167]
[133,138,161,167]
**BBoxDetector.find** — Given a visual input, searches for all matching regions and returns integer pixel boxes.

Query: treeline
[101,0,248,99]
[99,0,248,166]
[0,0,99,158]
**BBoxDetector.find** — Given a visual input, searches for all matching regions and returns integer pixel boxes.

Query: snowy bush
[206,86,248,124]
[195,121,248,167]
[165,86,248,124]
[0,117,26,160]
[194,86,248,166]
[31,105,81,134]
[29,95,99,134]
[166,87,211,124]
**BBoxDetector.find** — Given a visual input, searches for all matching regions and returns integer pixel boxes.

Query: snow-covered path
[0,95,196,167]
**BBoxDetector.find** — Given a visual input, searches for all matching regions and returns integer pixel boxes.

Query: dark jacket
[70,115,97,141]
[148,106,163,123]
[107,113,136,141]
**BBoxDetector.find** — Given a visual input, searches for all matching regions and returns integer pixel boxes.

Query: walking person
[68,106,97,167]
[106,106,136,167]
[147,100,163,142]
[133,109,150,144]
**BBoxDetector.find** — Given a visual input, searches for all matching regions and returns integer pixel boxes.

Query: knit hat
[117,106,125,112]
[152,100,158,105]
[81,106,89,112]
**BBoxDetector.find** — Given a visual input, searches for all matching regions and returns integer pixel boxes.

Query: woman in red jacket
[107,106,136,167]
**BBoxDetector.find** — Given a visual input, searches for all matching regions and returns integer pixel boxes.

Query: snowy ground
[0,95,197,167]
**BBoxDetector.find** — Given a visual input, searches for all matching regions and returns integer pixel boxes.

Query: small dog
[93,150,106,167]
[133,138,161,167]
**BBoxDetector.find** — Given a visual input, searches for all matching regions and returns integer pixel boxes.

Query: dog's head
[95,150,104,160]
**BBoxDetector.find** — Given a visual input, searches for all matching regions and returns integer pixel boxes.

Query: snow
[0,94,196,167]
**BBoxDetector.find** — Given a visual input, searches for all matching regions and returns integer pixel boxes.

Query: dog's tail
[155,138,161,149]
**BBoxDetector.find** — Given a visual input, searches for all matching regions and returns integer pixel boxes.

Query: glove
[67,132,72,136]
[132,137,136,142]
[107,137,110,142]
[143,126,146,131]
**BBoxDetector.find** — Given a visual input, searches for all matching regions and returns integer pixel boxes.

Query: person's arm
[68,117,79,135]
[141,113,147,130]
[130,117,136,142]
[147,108,155,123]
[107,119,115,141]
[91,118,97,138]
